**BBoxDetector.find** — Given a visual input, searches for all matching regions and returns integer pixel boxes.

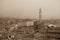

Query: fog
[0,0,60,19]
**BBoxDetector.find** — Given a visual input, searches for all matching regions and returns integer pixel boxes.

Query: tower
[39,8,42,22]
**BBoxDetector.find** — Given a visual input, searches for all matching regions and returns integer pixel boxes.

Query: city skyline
[0,0,60,19]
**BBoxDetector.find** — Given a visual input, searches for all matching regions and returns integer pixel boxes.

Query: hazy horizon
[0,0,60,19]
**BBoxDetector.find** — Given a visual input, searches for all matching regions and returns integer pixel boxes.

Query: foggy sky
[0,0,60,19]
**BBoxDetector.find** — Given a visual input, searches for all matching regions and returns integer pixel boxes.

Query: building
[46,27,60,40]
